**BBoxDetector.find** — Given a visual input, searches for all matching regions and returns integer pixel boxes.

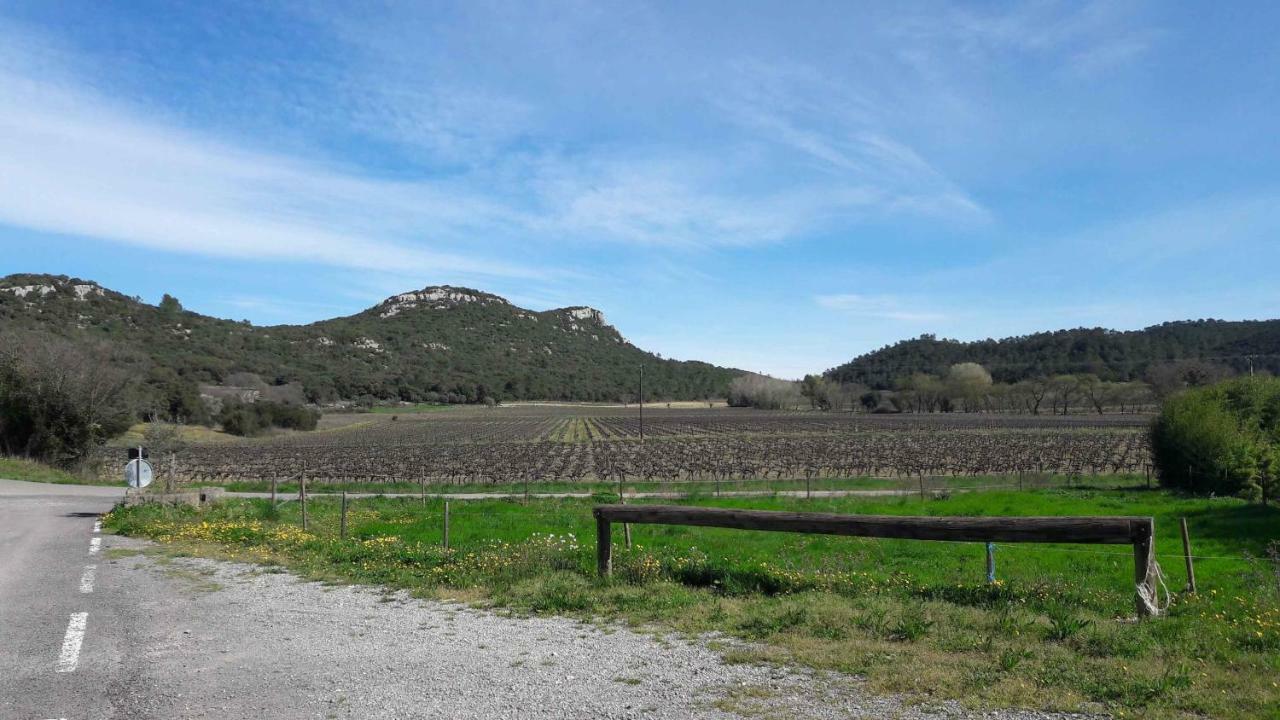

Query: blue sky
[1,1,1278,378]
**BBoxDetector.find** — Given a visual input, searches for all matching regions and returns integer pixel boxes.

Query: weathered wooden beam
[593,505,1150,545]
[596,515,612,577]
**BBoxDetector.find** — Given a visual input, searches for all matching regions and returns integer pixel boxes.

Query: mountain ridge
[0,273,738,409]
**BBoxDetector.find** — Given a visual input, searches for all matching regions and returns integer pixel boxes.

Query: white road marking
[57,612,88,673]
[79,564,97,594]
[88,537,101,554]
[93,519,101,533]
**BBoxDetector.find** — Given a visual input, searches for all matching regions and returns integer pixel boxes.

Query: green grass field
[105,487,1280,719]
[0,456,119,485]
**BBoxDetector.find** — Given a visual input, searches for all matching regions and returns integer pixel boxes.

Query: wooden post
[270,476,277,506]
[1179,517,1196,593]
[806,474,811,500]
[622,495,633,550]
[985,542,996,583]
[300,474,308,532]
[420,477,426,506]
[443,501,450,551]
[596,515,612,577]
[1133,525,1155,617]
[340,491,348,540]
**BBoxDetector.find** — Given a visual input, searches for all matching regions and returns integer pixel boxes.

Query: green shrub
[218,400,320,437]
[1151,377,1280,500]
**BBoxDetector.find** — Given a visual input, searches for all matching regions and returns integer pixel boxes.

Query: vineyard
[147,407,1154,488]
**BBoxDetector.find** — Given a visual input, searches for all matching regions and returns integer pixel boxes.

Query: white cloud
[0,31,540,279]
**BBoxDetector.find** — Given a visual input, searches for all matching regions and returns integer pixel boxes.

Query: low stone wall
[123,486,226,507]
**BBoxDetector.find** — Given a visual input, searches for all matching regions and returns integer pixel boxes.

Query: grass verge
[0,456,118,485]
[104,488,1280,719]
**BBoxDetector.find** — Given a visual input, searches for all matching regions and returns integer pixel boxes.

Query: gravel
[106,537,1106,719]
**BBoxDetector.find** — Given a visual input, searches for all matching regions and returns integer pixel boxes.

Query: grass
[0,456,119,485]
[104,486,1280,719]
[109,422,239,446]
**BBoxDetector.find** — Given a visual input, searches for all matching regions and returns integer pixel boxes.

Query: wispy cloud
[889,0,1157,75]
[815,294,946,323]
[0,48,543,279]
[715,60,990,225]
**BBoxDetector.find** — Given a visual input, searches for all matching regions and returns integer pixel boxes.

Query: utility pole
[638,364,645,480]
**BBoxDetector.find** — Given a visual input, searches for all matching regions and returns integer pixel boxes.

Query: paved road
[0,481,126,719]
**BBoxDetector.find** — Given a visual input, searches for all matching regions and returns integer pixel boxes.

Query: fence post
[985,542,996,583]
[443,501,450,550]
[621,495,632,550]
[300,474,308,532]
[1133,520,1155,617]
[596,514,612,577]
[340,491,348,540]
[1179,517,1196,593]
[270,476,277,506]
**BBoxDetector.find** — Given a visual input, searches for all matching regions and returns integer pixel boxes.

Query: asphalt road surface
[0,479,1092,720]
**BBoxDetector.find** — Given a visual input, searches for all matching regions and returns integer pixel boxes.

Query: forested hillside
[0,274,738,414]
[826,323,1280,390]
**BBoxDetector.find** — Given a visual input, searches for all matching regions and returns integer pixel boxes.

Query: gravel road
[98,542,1099,720]
[1,479,1103,719]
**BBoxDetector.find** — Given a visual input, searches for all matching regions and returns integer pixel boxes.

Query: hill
[826,322,1280,390]
[0,274,738,412]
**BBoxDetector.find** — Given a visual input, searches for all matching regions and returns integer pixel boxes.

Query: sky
[1,1,1278,378]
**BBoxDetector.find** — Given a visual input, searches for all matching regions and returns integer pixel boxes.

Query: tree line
[827,322,1280,389]
[729,359,1248,415]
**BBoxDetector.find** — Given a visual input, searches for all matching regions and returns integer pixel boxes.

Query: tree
[1048,374,1083,415]
[800,375,841,411]
[800,375,822,410]
[0,333,136,465]
[158,293,183,315]
[1014,377,1051,414]
[1151,377,1280,500]
[1078,375,1110,414]
[727,374,803,410]
[945,363,992,412]
[898,373,945,412]
[144,418,188,491]
[1146,360,1232,401]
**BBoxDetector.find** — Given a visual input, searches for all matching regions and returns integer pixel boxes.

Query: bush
[1151,377,1280,500]
[0,333,135,465]
[218,400,320,437]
